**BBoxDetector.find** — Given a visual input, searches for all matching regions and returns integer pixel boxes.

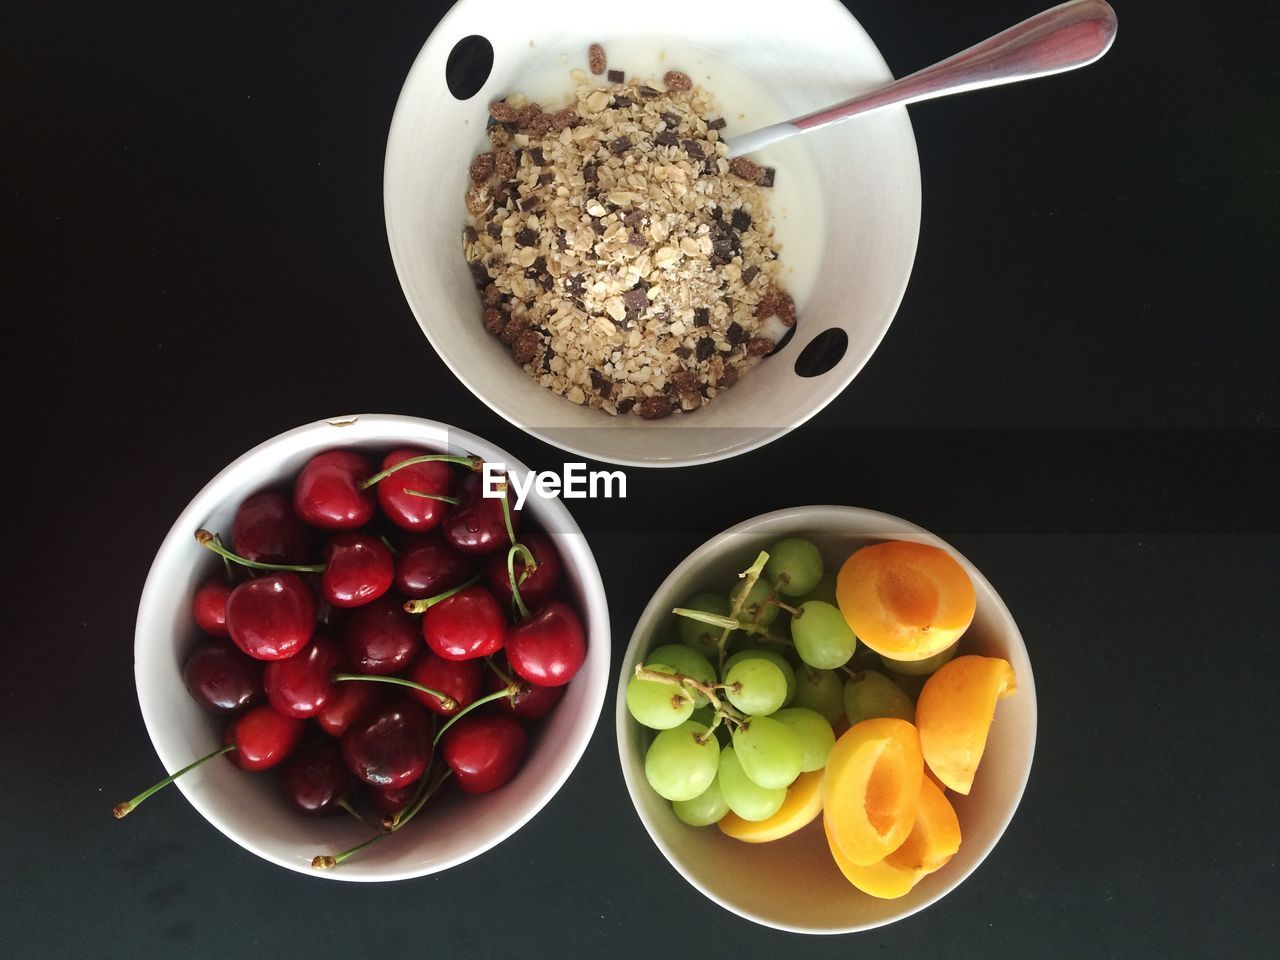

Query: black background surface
[3,1,1276,957]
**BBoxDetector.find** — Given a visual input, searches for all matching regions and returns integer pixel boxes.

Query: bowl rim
[133,413,611,881]
[613,504,1037,931]
[382,0,922,468]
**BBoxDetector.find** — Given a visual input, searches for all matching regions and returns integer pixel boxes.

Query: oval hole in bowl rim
[795,327,849,378]
[446,35,494,101]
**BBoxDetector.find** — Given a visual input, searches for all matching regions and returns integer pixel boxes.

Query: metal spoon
[725,0,1118,158]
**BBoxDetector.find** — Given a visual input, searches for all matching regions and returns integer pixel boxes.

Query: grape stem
[717,550,770,673]
[358,453,482,490]
[671,607,793,647]
[633,664,745,726]
[768,598,803,618]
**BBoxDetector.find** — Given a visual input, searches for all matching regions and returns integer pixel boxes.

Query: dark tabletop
[3,1,1276,957]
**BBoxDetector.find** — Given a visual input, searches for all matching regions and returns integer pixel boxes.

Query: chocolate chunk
[660,112,681,129]
[515,227,538,247]
[607,69,625,83]
[696,336,715,361]
[673,346,693,360]
[462,225,478,246]
[469,261,490,289]
[757,166,776,188]
[638,396,674,420]
[469,152,495,183]
[741,265,759,285]
[527,146,545,166]
[512,330,541,365]
[655,129,678,147]
[588,43,606,75]
[693,307,710,326]
[637,85,661,98]
[582,161,598,183]
[590,220,605,235]
[622,286,649,320]
[612,95,633,108]
[681,139,705,159]
[707,116,727,131]
[482,307,506,335]
[617,397,636,414]
[623,209,644,228]
[609,136,631,154]
[486,223,502,239]
[731,208,752,231]
[708,205,723,222]
[628,232,645,247]
[526,255,547,276]
[663,70,692,92]
[537,171,554,186]
[517,195,540,213]
[563,274,585,297]
[489,100,517,122]
[589,369,613,398]
[555,229,569,251]
[747,337,775,357]
[726,321,747,346]
[710,240,733,265]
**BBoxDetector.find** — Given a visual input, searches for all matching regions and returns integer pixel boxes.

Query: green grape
[672,775,729,827]
[843,671,915,726]
[732,715,803,789]
[792,665,844,725]
[771,707,836,772]
[730,577,779,626]
[677,592,735,659]
[626,664,694,730]
[723,649,796,707]
[723,657,787,715]
[646,643,716,707]
[799,570,839,606]
[791,601,858,670]
[718,746,786,821]
[880,642,959,677]
[645,721,720,801]
[764,538,824,597]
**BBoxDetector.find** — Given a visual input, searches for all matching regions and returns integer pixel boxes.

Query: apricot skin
[717,770,824,843]
[916,655,1016,795]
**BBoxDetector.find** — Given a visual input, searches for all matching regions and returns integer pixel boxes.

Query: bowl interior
[385,0,921,466]
[135,414,610,881]
[615,507,1036,932]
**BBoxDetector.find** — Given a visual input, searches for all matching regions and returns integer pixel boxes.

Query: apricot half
[825,776,961,899]
[916,655,1016,795]
[836,541,976,662]
[717,770,824,843]
[821,718,923,866]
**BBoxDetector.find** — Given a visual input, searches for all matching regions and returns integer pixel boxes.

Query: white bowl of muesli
[385,0,921,466]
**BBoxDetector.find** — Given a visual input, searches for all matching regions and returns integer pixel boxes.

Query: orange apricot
[821,718,923,866]
[916,655,1016,795]
[717,770,824,843]
[825,776,961,899]
[836,541,976,662]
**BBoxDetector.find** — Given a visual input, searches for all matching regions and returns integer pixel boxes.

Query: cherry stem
[387,765,453,831]
[433,688,512,745]
[113,743,235,819]
[718,550,770,673]
[358,454,482,491]
[378,535,398,556]
[402,572,484,614]
[331,673,458,712]
[402,489,461,505]
[311,831,386,870]
[632,664,744,722]
[506,543,535,620]
[495,479,518,547]
[210,532,236,582]
[337,797,386,831]
[484,656,515,686]
[195,529,325,573]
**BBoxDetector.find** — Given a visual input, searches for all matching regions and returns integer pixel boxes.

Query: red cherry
[182,643,263,713]
[487,532,562,610]
[192,579,233,637]
[341,701,433,789]
[443,472,520,555]
[315,679,382,737]
[377,448,456,532]
[224,704,306,771]
[225,572,316,661]
[282,741,358,816]
[321,533,394,608]
[294,450,376,531]
[440,713,527,794]
[368,781,419,819]
[505,601,586,687]
[343,595,417,675]
[406,652,481,716]
[395,533,477,598]
[421,586,506,661]
[484,666,565,719]
[231,490,315,563]
[262,635,343,718]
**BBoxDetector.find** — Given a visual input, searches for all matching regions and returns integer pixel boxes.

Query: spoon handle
[726,0,1117,157]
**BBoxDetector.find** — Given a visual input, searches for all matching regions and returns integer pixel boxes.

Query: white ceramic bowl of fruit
[124,414,609,880]
[615,506,1035,932]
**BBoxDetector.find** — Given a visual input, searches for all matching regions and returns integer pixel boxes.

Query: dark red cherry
[368,781,419,819]
[443,472,520,555]
[262,635,343,718]
[484,667,565,719]
[395,534,477,599]
[343,595,417,675]
[225,572,316,661]
[315,679,381,737]
[231,490,315,564]
[294,450,376,531]
[224,705,306,771]
[487,532,562,610]
[377,448,456,533]
[183,643,263,713]
[505,601,586,687]
[421,586,506,661]
[341,701,433,789]
[192,579,233,637]
[440,713,527,794]
[321,533,394,608]
[282,741,358,816]
[406,652,481,716]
